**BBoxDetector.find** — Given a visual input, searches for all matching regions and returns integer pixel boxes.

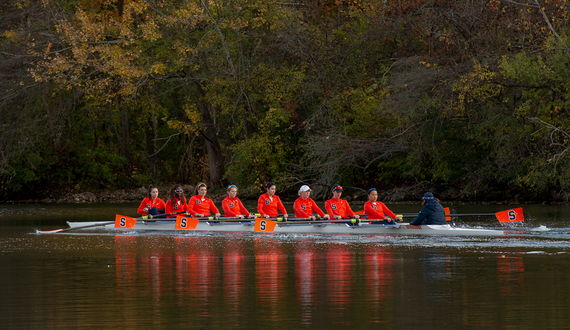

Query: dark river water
[1,202,570,329]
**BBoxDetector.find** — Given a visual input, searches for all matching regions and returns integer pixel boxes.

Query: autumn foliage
[3,0,570,201]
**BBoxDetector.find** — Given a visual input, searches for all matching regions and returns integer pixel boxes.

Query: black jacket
[409,199,446,225]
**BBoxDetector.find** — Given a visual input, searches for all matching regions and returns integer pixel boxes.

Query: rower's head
[422,192,437,205]
[368,188,378,202]
[227,184,238,198]
[195,182,208,196]
[331,184,343,198]
[265,182,276,196]
[149,185,159,199]
[299,185,311,199]
[170,184,184,202]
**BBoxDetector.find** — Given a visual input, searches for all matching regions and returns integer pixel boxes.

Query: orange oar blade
[175,216,199,229]
[496,208,524,223]
[444,207,451,222]
[115,215,137,228]
[254,218,277,232]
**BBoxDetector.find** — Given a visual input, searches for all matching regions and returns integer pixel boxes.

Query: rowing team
[138,182,447,225]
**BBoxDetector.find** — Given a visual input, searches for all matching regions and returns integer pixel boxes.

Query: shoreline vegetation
[4,1,570,203]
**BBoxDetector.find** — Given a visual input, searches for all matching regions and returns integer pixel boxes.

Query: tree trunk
[121,103,130,164]
[152,115,158,180]
[196,82,224,188]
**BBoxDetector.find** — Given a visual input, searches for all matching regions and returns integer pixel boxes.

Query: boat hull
[66,221,507,236]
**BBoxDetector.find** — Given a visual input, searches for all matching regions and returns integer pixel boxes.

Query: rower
[137,185,166,217]
[325,184,359,223]
[165,184,187,218]
[364,188,402,224]
[409,192,446,225]
[222,184,255,219]
[293,185,329,220]
[257,182,288,219]
[186,182,221,217]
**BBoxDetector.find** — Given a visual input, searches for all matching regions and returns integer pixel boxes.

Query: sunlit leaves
[453,61,502,115]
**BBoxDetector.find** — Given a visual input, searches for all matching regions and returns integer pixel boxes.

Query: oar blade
[115,215,137,228]
[254,218,277,232]
[444,207,451,222]
[175,216,199,229]
[496,208,524,223]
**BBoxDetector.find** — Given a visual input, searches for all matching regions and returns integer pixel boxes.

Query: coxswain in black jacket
[409,192,446,225]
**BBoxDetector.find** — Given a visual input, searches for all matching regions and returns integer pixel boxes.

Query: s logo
[119,217,127,227]
[301,204,306,211]
[508,210,516,221]
[196,200,201,205]
[229,202,235,208]
[372,204,377,210]
[260,220,266,231]
[331,204,337,210]
[265,199,270,205]
[180,217,187,228]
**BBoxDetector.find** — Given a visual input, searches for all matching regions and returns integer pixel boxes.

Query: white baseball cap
[299,185,311,192]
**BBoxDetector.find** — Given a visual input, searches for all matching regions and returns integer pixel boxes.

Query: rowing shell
[66,221,508,236]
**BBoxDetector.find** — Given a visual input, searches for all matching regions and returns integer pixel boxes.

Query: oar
[398,213,496,217]
[173,215,329,230]
[395,208,524,223]
[37,211,186,234]
[254,217,369,232]
[174,215,261,229]
[119,214,257,231]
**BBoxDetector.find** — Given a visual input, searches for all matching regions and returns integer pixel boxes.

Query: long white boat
[65,220,509,236]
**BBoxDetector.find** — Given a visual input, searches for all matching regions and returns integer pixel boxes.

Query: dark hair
[148,185,158,198]
[194,182,207,195]
[265,182,276,190]
[368,188,377,195]
[169,184,186,205]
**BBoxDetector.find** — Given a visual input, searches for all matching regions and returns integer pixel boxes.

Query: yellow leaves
[150,63,166,75]
[140,20,161,41]
[420,60,437,68]
[3,30,19,43]
[167,101,202,136]
[453,61,501,113]
[15,0,30,9]
[220,18,249,30]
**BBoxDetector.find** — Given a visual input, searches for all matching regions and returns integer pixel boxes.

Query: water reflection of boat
[67,220,508,236]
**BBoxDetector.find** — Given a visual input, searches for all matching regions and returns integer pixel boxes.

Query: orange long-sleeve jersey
[257,193,287,217]
[186,195,220,216]
[364,201,396,220]
[165,196,187,218]
[222,196,250,217]
[137,197,166,216]
[293,197,325,218]
[325,197,355,218]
